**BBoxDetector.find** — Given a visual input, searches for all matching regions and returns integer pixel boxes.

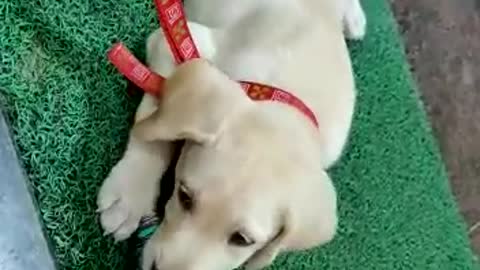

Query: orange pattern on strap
[154,0,200,63]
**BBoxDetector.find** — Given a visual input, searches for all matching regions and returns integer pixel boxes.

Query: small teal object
[133,215,160,270]
[137,215,159,241]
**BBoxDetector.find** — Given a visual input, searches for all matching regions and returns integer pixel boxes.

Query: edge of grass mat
[0,0,478,269]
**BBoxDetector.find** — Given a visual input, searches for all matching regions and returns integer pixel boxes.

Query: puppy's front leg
[97,93,175,241]
[96,31,177,242]
[97,22,217,241]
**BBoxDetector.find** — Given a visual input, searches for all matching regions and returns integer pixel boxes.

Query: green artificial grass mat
[0,0,478,269]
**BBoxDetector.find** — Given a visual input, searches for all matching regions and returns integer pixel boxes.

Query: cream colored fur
[96,0,366,269]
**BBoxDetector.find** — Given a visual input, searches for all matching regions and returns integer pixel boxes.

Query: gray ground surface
[0,111,57,270]
[390,0,480,254]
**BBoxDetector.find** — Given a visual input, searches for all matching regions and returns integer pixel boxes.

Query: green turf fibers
[0,0,478,269]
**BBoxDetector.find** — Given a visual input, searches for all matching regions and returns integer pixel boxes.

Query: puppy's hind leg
[342,0,367,40]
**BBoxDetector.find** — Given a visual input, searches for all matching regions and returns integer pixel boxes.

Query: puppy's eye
[228,231,255,247]
[178,183,194,211]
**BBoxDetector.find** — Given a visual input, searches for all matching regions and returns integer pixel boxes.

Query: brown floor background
[389,0,480,255]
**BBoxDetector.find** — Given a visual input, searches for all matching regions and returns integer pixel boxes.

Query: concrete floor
[0,112,57,270]
[390,0,480,254]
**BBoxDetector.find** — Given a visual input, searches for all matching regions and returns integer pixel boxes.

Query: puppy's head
[133,59,337,270]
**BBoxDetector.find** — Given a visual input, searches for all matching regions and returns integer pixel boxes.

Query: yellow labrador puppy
[97,0,366,269]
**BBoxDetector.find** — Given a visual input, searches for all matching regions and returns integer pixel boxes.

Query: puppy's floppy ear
[132,59,251,143]
[243,212,291,270]
[284,170,337,250]
[244,170,337,270]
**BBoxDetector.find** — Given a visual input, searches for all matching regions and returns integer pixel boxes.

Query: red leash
[153,0,200,63]
[107,0,319,128]
[108,43,165,96]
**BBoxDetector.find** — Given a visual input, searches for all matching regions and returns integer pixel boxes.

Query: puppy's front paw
[343,0,367,40]
[97,159,159,241]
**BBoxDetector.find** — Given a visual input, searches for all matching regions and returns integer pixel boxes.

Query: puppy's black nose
[150,263,158,270]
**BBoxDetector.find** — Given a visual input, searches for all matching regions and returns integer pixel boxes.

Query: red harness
[107,0,319,128]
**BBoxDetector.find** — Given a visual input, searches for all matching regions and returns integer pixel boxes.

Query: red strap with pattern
[107,0,319,128]
[108,43,165,96]
[154,0,200,63]
[239,82,319,127]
